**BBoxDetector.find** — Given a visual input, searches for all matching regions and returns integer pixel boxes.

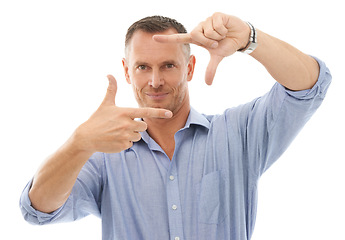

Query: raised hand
[153,13,250,85]
[74,75,173,154]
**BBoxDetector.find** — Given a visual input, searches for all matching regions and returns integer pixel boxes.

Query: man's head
[125,16,191,61]
[122,16,196,115]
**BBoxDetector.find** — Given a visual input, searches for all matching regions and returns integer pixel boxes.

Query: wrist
[68,127,96,157]
[238,21,251,50]
[238,22,258,54]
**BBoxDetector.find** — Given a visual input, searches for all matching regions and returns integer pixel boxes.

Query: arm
[28,75,172,213]
[225,57,331,176]
[250,30,320,91]
[28,135,93,213]
[153,12,320,90]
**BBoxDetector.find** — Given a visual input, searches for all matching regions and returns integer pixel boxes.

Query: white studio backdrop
[0,0,344,239]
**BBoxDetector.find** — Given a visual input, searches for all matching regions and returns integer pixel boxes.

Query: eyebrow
[133,61,149,67]
[162,60,180,66]
[133,60,180,67]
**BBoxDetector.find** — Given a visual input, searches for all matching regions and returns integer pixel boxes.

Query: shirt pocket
[197,170,229,224]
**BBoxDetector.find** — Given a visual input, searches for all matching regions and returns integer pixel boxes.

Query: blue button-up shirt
[20,57,331,240]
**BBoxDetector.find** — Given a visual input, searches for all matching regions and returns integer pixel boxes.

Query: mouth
[145,92,169,100]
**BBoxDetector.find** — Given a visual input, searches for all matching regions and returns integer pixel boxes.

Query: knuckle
[117,108,127,117]
[138,108,149,118]
[155,109,163,118]
[190,30,198,39]
[121,121,132,131]
[213,12,222,17]
[143,108,150,117]
[149,108,161,118]
[204,28,215,37]
[119,125,129,134]
[123,132,132,140]
[213,22,225,32]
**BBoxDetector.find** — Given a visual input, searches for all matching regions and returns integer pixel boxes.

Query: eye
[138,65,147,70]
[165,64,175,69]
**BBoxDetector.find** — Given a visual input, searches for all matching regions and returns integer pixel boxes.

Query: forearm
[29,132,94,213]
[250,30,320,91]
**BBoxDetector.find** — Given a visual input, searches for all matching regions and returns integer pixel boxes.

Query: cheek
[130,79,148,104]
[128,72,146,89]
[131,81,144,97]
[169,69,188,86]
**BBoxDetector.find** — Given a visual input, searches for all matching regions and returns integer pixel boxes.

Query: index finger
[153,33,193,44]
[205,54,224,85]
[127,107,173,119]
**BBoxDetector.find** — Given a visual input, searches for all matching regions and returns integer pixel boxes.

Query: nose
[149,69,164,88]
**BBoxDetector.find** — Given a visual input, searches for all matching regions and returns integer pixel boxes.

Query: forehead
[127,29,186,64]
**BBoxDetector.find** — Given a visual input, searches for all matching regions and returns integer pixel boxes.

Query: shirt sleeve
[227,56,332,177]
[19,152,105,225]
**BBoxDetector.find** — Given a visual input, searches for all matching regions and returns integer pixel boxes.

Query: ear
[187,55,196,82]
[122,58,131,84]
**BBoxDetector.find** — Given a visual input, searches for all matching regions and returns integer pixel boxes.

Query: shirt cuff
[19,179,64,225]
[282,56,332,100]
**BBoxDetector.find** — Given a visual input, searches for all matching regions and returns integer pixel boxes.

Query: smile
[145,92,169,100]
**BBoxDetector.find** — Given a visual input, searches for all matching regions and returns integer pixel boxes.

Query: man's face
[123,29,195,115]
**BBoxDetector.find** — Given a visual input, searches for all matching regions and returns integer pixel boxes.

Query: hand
[153,12,250,85]
[74,75,173,153]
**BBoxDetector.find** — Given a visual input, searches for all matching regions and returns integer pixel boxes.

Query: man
[20,12,331,240]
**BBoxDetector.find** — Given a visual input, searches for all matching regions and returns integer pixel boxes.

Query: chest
[100,124,253,239]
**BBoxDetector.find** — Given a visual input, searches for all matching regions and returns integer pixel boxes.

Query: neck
[143,102,190,160]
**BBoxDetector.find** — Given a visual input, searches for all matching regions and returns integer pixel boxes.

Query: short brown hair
[125,15,191,59]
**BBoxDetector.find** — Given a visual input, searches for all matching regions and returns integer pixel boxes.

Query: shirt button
[169,175,175,181]
[172,204,177,210]
[174,237,180,240]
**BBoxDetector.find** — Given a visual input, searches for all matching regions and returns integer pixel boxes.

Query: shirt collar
[138,107,210,149]
[184,107,210,129]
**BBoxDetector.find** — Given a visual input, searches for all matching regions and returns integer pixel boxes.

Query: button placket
[166,162,184,240]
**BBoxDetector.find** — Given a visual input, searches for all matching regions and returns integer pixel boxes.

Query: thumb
[102,75,117,106]
[205,54,224,85]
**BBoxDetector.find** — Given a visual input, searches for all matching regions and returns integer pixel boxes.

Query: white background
[1,0,344,239]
